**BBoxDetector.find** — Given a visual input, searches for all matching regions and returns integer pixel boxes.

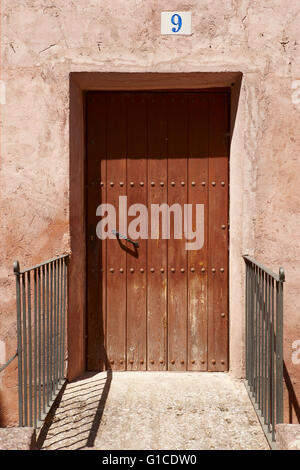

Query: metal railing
[14,255,69,428]
[243,255,285,445]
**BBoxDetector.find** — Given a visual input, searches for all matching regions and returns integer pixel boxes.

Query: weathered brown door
[86,91,229,372]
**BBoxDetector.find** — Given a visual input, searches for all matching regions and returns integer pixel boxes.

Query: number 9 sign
[171,14,182,33]
[161,11,192,35]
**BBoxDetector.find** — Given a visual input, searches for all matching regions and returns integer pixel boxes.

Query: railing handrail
[14,254,69,275]
[243,254,285,282]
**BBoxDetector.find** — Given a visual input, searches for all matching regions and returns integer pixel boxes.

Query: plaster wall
[0,0,300,425]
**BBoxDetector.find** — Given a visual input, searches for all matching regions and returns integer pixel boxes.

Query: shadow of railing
[37,370,112,450]
[283,361,300,423]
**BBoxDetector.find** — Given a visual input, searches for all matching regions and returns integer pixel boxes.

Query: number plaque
[161,12,192,35]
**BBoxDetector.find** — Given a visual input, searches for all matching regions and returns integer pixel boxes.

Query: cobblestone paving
[39,371,269,450]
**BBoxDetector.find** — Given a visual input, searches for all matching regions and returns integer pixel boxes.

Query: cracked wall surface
[0,0,300,426]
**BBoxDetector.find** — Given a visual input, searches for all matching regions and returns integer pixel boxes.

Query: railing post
[276,267,285,424]
[14,260,23,427]
[245,261,248,381]
[248,260,253,391]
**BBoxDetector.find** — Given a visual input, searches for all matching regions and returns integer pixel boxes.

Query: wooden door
[86,91,229,372]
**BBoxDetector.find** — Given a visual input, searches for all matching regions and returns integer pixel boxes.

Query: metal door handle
[112,230,139,248]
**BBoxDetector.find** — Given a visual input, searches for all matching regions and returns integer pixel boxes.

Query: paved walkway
[39,371,269,450]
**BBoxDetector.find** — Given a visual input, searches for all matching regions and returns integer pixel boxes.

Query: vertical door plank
[208,93,229,371]
[147,94,168,370]
[167,93,188,371]
[86,92,107,370]
[106,93,127,371]
[126,94,147,370]
[187,93,209,371]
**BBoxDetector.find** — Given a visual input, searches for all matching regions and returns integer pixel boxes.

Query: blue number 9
[171,14,182,33]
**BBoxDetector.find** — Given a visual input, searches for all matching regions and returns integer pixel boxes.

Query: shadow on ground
[37,371,112,450]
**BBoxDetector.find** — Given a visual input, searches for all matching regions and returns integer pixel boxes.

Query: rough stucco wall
[0,0,300,425]
[254,74,300,422]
